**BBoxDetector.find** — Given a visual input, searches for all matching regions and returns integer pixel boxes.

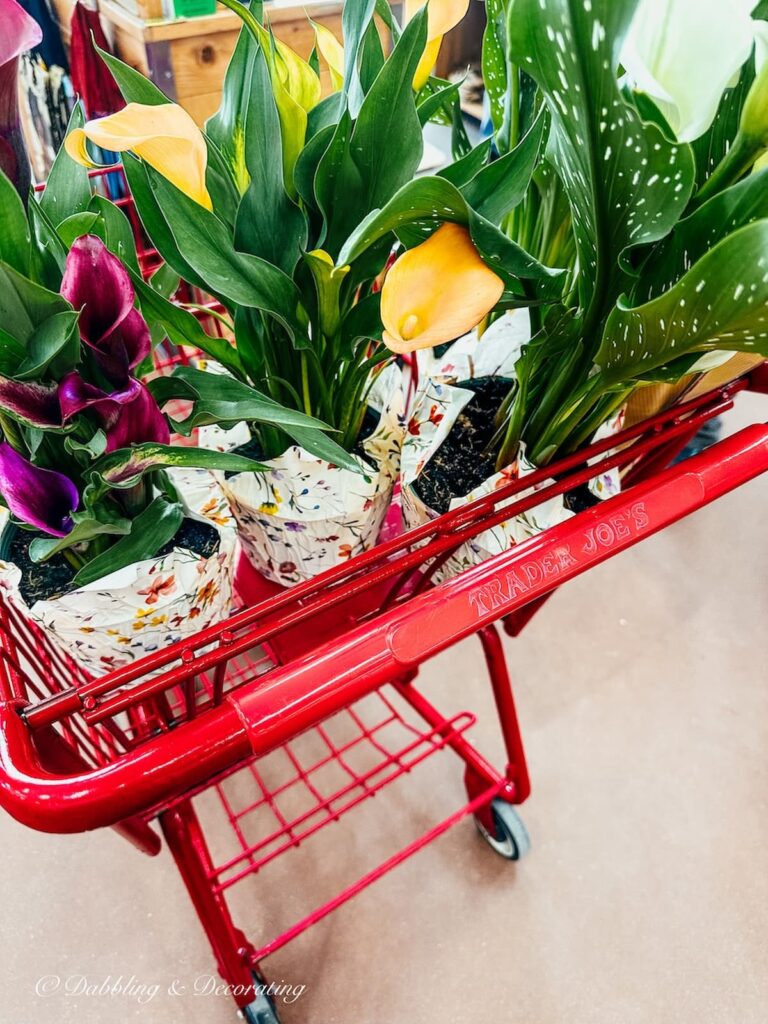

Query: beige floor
[2,394,767,1024]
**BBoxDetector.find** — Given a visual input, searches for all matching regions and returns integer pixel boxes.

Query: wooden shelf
[88,0,344,125]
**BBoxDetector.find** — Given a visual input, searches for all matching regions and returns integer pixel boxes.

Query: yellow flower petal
[258,23,321,115]
[413,35,444,91]
[381,223,504,354]
[64,102,212,210]
[405,0,471,39]
[312,20,345,91]
[405,0,471,89]
[64,127,99,168]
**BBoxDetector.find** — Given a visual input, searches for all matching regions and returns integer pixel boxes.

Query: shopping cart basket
[2,170,767,1023]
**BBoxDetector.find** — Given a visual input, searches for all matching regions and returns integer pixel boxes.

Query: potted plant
[0,88,344,671]
[352,0,768,573]
[61,0,535,584]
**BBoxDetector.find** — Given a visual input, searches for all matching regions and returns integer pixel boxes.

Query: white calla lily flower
[621,0,760,143]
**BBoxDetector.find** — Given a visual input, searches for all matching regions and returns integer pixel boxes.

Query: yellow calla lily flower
[256,22,321,115]
[312,20,345,91]
[381,223,504,354]
[405,0,471,90]
[65,102,212,210]
[247,21,321,196]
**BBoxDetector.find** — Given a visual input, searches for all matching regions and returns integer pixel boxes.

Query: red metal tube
[0,698,250,834]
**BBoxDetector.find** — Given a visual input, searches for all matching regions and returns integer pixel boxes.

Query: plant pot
[219,365,405,587]
[401,313,620,582]
[0,512,237,676]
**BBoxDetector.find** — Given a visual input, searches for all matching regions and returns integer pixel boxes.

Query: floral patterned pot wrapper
[402,313,621,582]
[167,421,251,533]
[219,365,406,587]
[0,509,237,677]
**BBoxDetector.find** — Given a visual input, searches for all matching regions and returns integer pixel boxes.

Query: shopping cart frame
[0,368,766,1019]
[3,169,766,1022]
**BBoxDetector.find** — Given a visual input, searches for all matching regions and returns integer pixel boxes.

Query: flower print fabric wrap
[219,365,405,587]
[401,313,577,582]
[0,511,237,677]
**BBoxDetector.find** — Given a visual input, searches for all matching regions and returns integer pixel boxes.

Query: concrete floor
[2,394,767,1024]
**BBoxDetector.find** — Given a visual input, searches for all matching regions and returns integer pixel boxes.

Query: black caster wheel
[241,972,282,1024]
[475,798,531,860]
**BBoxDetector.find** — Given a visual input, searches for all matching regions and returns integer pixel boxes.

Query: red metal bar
[160,802,256,1003]
[478,624,531,803]
[248,783,503,962]
[212,710,475,888]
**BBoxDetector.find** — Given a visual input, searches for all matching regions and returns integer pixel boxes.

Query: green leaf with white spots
[597,221,768,384]
[634,168,768,303]
[507,0,695,324]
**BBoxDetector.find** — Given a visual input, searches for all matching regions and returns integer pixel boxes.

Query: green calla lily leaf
[507,0,695,322]
[141,165,306,340]
[39,102,91,227]
[338,175,564,299]
[90,442,268,493]
[16,310,81,380]
[635,167,768,303]
[30,511,131,564]
[597,220,768,384]
[72,497,184,588]
[0,170,30,274]
[130,271,245,379]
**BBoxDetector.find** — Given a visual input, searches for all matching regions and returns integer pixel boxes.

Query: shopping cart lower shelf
[0,370,766,1022]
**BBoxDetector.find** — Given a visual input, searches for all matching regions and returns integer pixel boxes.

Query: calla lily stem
[691,132,762,209]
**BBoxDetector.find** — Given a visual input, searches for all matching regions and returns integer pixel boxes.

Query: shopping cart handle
[0,423,765,835]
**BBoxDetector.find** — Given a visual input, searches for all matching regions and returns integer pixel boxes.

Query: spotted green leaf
[597,221,768,384]
[507,0,695,322]
[634,168,768,303]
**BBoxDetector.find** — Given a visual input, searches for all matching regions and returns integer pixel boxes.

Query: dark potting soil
[413,377,511,515]
[413,377,608,517]
[225,407,380,476]
[7,518,219,606]
[563,483,601,514]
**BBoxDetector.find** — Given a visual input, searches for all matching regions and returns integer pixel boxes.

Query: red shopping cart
[3,170,767,1023]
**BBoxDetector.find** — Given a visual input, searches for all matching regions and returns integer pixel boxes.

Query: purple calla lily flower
[61,236,152,385]
[0,442,78,537]
[59,372,170,451]
[0,0,42,199]
[0,376,61,427]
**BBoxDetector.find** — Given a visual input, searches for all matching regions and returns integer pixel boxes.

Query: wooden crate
[87,1,344,125]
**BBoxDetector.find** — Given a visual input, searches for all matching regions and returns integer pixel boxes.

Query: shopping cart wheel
[241,971,282,1024]
[475,799,531,860]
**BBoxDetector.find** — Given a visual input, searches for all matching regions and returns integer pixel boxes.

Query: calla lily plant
[62,0,519,457]
[378,0,768,469]
[0,134,344,585]
[0,219,257,585]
